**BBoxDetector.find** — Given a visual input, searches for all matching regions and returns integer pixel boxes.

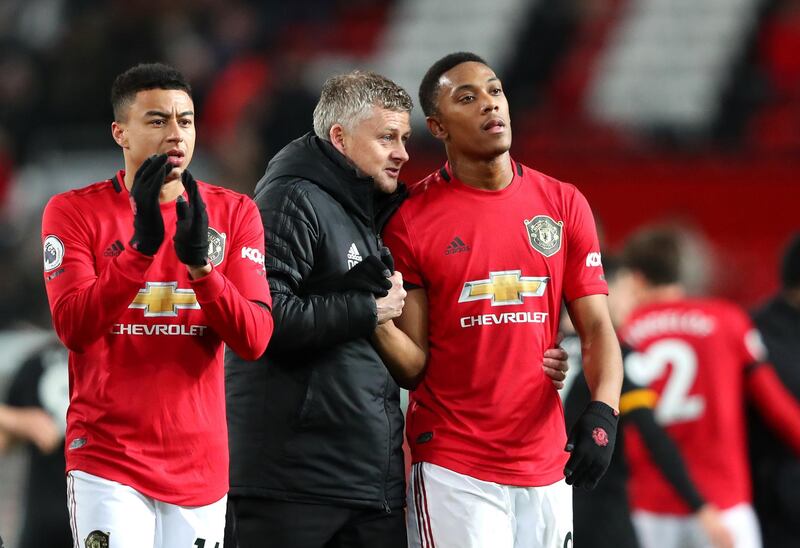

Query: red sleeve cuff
[189,265,226,303]
[565,283,609,303]
[113,248,155,283]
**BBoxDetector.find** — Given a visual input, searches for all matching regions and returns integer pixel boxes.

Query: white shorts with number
[66,470,226,548]
[633,503,762,548]
[407,462,573,548]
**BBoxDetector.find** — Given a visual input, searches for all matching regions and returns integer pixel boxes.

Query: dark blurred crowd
[0,0,797,323]
[0,0,391,329]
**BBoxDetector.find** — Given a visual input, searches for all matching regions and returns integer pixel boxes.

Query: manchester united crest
[85,530,109,548]
[524,215,563,257]
[207,227,226,266]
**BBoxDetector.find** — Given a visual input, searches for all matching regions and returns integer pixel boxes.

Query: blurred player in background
[41,62,273,548]
[378,52,623,547]
[749,233,800,547]
[562,257,732,548]
[618,226,800,548]
[0,337,70,548]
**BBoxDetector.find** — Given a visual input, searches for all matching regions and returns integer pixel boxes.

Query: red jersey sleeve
[42,193,154,352]
[733,309,768,366]
[562,185,607,302]
[189,195,273,361]
[383,207,423,288]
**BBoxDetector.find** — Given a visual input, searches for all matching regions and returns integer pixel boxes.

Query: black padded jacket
[225,133,407,511]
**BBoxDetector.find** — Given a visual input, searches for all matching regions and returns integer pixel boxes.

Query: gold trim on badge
[129,282,200,317]
[459,270,549,306]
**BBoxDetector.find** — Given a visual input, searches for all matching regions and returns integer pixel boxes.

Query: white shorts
[633,503,762,548]
[407,462,573,548]
[66,470,226,548]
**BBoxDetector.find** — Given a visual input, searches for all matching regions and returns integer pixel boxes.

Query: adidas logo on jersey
[347,243,362,269]
[104,240,124,257]
[445,236,471,255]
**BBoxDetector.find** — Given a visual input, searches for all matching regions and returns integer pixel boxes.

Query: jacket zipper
[381,369,392,513]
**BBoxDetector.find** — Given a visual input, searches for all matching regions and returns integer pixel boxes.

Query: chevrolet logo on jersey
[129,282,200,317]
[459,270,549,306]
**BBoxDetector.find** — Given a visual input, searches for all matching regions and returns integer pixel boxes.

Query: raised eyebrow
[452,84,477,95]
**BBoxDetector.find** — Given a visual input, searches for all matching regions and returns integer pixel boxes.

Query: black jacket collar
[255,132,406,228]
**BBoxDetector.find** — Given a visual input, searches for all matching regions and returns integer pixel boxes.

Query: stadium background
[0,0,797,544]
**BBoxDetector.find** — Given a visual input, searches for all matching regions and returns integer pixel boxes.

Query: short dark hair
[781,233,800,290]
[418,52,487,117]
[110,63,191,121]
[621,227,683,286]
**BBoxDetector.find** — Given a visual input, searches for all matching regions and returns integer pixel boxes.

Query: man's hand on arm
[373,287,428,389]
[375,272,406,324]
[563,294,624,488]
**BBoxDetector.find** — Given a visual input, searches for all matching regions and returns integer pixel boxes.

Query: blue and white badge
[43,235,65,271]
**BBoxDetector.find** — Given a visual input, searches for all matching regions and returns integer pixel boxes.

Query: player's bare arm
[563,293,623,488]
[567,294,623,409]
[373,287,428,389]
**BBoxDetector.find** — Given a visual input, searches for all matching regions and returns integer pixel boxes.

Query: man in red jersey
[40,63,273,548]
[618,227,800,548]
[375,52,623,548]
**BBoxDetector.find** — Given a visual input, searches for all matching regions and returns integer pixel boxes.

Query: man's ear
[426,116,447,141]
[329,124,346,155]
[111,121,127,149]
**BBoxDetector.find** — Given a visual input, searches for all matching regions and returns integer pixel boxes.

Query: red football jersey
[620,298,764,513]
[42,171,273,505]
[383,160,607,486]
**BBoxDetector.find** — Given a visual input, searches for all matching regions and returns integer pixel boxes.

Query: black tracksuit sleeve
[258,179,378,351]
[624,376,706,511]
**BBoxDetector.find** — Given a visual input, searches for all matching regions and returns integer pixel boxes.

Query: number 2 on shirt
[625,338,705,425]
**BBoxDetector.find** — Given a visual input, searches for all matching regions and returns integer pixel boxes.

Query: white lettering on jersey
[241,246,265,266]
[625,339,705,425]
[625,310,716,347]
[111,324,208,336]
[585,252,602,267]
[460,311,548,328]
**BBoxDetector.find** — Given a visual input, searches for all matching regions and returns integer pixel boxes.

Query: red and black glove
[564,401,619,489]
[129,154,169,256]
[173,170,209,267]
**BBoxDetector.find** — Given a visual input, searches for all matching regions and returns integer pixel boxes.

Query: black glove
[173,170,209,267]
[380,245,395,273]
[129,154,169,255]
[564,401,619,489]
[341,255,392,296]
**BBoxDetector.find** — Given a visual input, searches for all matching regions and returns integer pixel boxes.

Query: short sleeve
[383,207,423,288]
[562,185,608,302]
